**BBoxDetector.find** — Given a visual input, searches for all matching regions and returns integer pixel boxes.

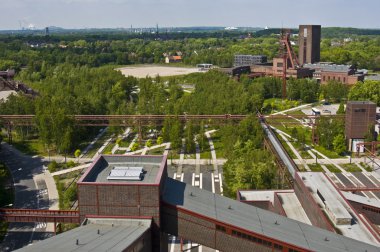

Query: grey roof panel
[15,220,151,252]
[162,178,380,252]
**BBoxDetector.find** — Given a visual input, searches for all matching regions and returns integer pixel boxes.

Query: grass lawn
[309,163,324,172]
[115,149,126,154]
[313,145,341,159]
[200,150,212,160]
[285,110,306,116]
[101,143,115,154]
[84,130,114,157]
[10,138,48,156]
[341,163,362,172]
[360,162,373,172]
[211,132,225,159]
[147,146,166,155]
[276,134,297,159]
[325,164,342,173]
[118,133,136,148]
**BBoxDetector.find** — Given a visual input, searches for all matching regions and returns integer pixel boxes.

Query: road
[0,143,52,251]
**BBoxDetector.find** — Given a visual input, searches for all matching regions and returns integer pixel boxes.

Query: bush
[48,161,59,173]
[66,161,76,168]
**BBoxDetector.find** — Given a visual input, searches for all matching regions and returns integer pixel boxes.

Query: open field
[116,65,201,78]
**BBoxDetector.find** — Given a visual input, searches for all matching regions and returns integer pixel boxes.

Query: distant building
[298,25,321,65]
[234,55,267,67]
[238,171,380,245]
[165,56,182,64]
[197,63,213,71]
[345,101,377,152]
[304,63,365,85]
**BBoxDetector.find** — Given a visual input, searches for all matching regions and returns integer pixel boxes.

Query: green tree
[336,102,345,114]
[146,139,152,148]
[156,136,163,145]
[321,80,348,103]
[74,149,81,162]
[333,134,346,155]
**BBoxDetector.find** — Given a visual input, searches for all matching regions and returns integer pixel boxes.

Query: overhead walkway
[161,178,379,252]
[0,208,80,224]
[260,121,298,178]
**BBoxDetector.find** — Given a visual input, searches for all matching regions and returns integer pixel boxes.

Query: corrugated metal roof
[162,178,380,252]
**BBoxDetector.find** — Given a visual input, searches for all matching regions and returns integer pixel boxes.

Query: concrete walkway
[80,127,107,158]
[93,134,115,159]
[276,131,311,171]
[50,163,91,176]
[111,128,131,154]
[205,130,218,173]
[175,139,186,178]
[33,169,59,232]
[271,103,313,115]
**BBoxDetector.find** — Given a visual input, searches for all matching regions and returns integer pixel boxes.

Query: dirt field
[116,65,201,78]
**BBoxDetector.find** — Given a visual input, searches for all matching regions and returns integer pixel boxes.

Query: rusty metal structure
[279,30,300,99]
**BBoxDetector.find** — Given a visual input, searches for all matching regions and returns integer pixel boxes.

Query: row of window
[216,225,303,252]
[363,206,380,214]
[322,75,346,83]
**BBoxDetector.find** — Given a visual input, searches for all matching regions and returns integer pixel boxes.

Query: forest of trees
[0,29,379,195]
[1,28,380,71]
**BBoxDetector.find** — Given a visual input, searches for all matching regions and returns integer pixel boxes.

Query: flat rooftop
[79,155,166,184]
[238,190,293,203]
[15,218,151,252]
[299,172,378,244]
[162,178,380,252]
[277,192,312,225]
[342,191,380,209]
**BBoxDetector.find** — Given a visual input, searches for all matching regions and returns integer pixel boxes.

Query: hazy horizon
[1,0,379,30]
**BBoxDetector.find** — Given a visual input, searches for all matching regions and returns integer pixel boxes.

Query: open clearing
[116,65,201,78]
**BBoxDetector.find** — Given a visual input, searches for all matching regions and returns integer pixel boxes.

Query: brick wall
[294,174,335,232]
[348,201,380,225]
[215,232,273,252]
[78,184,160,223]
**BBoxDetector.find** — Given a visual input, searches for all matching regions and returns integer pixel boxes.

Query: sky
[1,0,379,30]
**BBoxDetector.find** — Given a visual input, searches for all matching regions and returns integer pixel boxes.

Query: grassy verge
[147,146,166,155]
[325,164,342,173]
[341,163,362,172]
[10,138,48,156]
[309,164,324,172]
[0,162,14,242]
[118,133,136,148]
[276,135,297,159]
[211,132,225,159]
[55,171,80,233]
[101,143,115,154]
[313,145,341,159]
[359,162,373,172]
[84,130,114,157]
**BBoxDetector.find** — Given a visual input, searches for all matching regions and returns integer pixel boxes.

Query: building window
[343,77,346,83]
[216,225,226,233]
[277,62,283,67]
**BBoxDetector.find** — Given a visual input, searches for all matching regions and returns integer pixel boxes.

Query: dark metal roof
[162,178,380,252]
[15,219,151,252]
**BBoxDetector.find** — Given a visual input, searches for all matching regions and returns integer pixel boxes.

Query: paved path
[50,163,91,176]
[175,139,186,179]
[93,134,115,159]
[271,103,313,115]
[111,128,131,154]
[0,143,53,251]
[80,127,107,158]
[276,131,310,171]
[205,130,218,174]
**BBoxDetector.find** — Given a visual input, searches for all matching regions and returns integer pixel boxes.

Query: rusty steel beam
[0,208,80,224]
